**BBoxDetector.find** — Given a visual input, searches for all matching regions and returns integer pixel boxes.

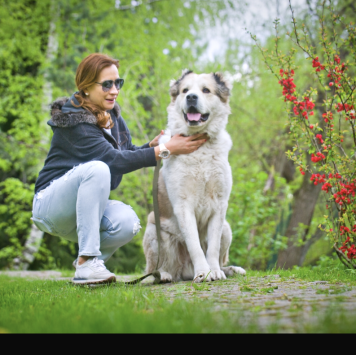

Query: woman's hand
[166,133,208,155]
[154,133,208,159]
[149,130,164,148]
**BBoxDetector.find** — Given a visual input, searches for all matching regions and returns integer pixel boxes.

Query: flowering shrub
[250,3,356,268]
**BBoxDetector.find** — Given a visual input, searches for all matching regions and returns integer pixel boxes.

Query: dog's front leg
[174,207,212,282]
[206,208,227,280]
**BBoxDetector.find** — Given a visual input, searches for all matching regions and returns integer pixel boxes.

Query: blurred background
[0,0,353,272]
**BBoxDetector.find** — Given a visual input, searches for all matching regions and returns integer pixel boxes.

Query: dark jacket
[35,94,156,193]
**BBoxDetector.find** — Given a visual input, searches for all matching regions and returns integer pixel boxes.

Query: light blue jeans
[32,161,141,261]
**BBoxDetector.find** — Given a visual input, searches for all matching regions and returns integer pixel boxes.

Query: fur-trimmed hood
[48,93,121,127]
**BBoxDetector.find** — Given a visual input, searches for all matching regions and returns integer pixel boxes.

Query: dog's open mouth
[183,107,210,126]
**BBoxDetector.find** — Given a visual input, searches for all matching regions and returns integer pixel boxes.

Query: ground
[1,265,356,333]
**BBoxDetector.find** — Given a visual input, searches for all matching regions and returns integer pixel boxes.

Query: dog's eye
[182,88,188,93]
[203,88,210,93]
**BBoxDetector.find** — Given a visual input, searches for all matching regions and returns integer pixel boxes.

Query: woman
[33,53,207,284]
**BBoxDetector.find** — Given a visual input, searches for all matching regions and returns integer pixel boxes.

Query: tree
[252,0,356,268]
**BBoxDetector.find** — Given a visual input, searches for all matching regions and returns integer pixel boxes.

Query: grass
[1,261,356,333]
[0,276,255,333]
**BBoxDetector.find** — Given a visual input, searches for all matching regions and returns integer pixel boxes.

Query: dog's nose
[186,94,198,104]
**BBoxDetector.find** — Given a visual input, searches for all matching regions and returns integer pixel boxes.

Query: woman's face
[86,64,120,111]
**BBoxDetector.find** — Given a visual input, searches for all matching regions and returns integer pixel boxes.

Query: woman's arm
[59,124,157,175]
[118,116,151,151]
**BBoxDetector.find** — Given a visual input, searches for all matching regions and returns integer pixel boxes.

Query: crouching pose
[33,54,207,285]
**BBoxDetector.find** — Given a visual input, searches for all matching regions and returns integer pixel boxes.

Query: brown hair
[74,53,119,129]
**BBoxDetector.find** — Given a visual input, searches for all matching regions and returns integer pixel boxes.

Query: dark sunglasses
[95,78,124,92]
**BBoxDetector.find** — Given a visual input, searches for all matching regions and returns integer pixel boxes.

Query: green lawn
[1,262,356,333]
[0,276,249,333]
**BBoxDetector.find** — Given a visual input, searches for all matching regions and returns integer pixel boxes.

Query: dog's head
[167,70,232,134]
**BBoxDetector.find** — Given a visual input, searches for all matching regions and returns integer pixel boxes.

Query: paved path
[143,274,356,331]
[0,270,66,279]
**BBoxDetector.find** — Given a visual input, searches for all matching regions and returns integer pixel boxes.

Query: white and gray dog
[143,70,246,283]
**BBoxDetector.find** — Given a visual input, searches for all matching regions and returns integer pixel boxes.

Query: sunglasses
[95,78,124,92]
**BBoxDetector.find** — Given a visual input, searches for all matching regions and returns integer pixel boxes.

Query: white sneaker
[72,257,116,285]
[72,258,78,269]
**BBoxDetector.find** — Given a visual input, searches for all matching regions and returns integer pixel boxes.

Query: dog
[143,70,246,283]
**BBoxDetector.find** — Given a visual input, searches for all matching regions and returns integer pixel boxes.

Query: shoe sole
[72,275,116,285]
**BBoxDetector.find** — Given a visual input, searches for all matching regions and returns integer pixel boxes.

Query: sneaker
[72,258,78,269]
[72,257,116,285]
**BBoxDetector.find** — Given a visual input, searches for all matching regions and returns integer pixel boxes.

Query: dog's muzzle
[183,106,210,126]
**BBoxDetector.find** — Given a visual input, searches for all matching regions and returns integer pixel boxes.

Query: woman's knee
[101,202,141,245]
[81,161,111,192]
[87,161,110,180]
[119,204,141,241]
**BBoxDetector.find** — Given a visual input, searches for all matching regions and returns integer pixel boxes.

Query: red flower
[316,134,324,144]
[311,152,325,163]
[336,103,354,113]
[322,182,332,193]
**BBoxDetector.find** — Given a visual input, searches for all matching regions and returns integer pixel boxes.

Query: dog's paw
[221,266,246,277]
[193,270,212,283]
[210,269,227,281]
[159,271,173,283]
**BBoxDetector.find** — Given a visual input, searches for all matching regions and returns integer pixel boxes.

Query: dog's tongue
[187,113,201,121]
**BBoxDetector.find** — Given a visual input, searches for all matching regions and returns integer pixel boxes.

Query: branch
[248,33,279,80]
[335,247,350,268]
[334,243,356,269]
[288,0,312,57]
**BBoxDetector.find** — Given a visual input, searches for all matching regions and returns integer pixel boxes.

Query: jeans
[32,161,141,262]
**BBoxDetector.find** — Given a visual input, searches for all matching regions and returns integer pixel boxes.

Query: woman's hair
[74,53,120,129]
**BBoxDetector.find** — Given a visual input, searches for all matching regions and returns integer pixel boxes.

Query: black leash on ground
[122,160,162,285]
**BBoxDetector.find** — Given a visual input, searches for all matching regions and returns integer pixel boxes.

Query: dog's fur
[143,70,245,283]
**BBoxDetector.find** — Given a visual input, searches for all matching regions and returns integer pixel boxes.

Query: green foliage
[227,167,289,268]
[0,0,51,267]
[0,179,34,267]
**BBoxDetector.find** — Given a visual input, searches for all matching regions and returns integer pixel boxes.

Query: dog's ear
[169,80,179,99]
[169,69,194,100]
[213,72,232,103]
[180,68,192,77]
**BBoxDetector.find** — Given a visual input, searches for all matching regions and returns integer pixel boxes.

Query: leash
[124,132,205,285]
[122,160,162,285]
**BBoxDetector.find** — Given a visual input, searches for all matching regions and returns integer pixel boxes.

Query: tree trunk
[298,228,324,266]
[13,224,44,270]
[276,154,322,268]
[41,0,58,141]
